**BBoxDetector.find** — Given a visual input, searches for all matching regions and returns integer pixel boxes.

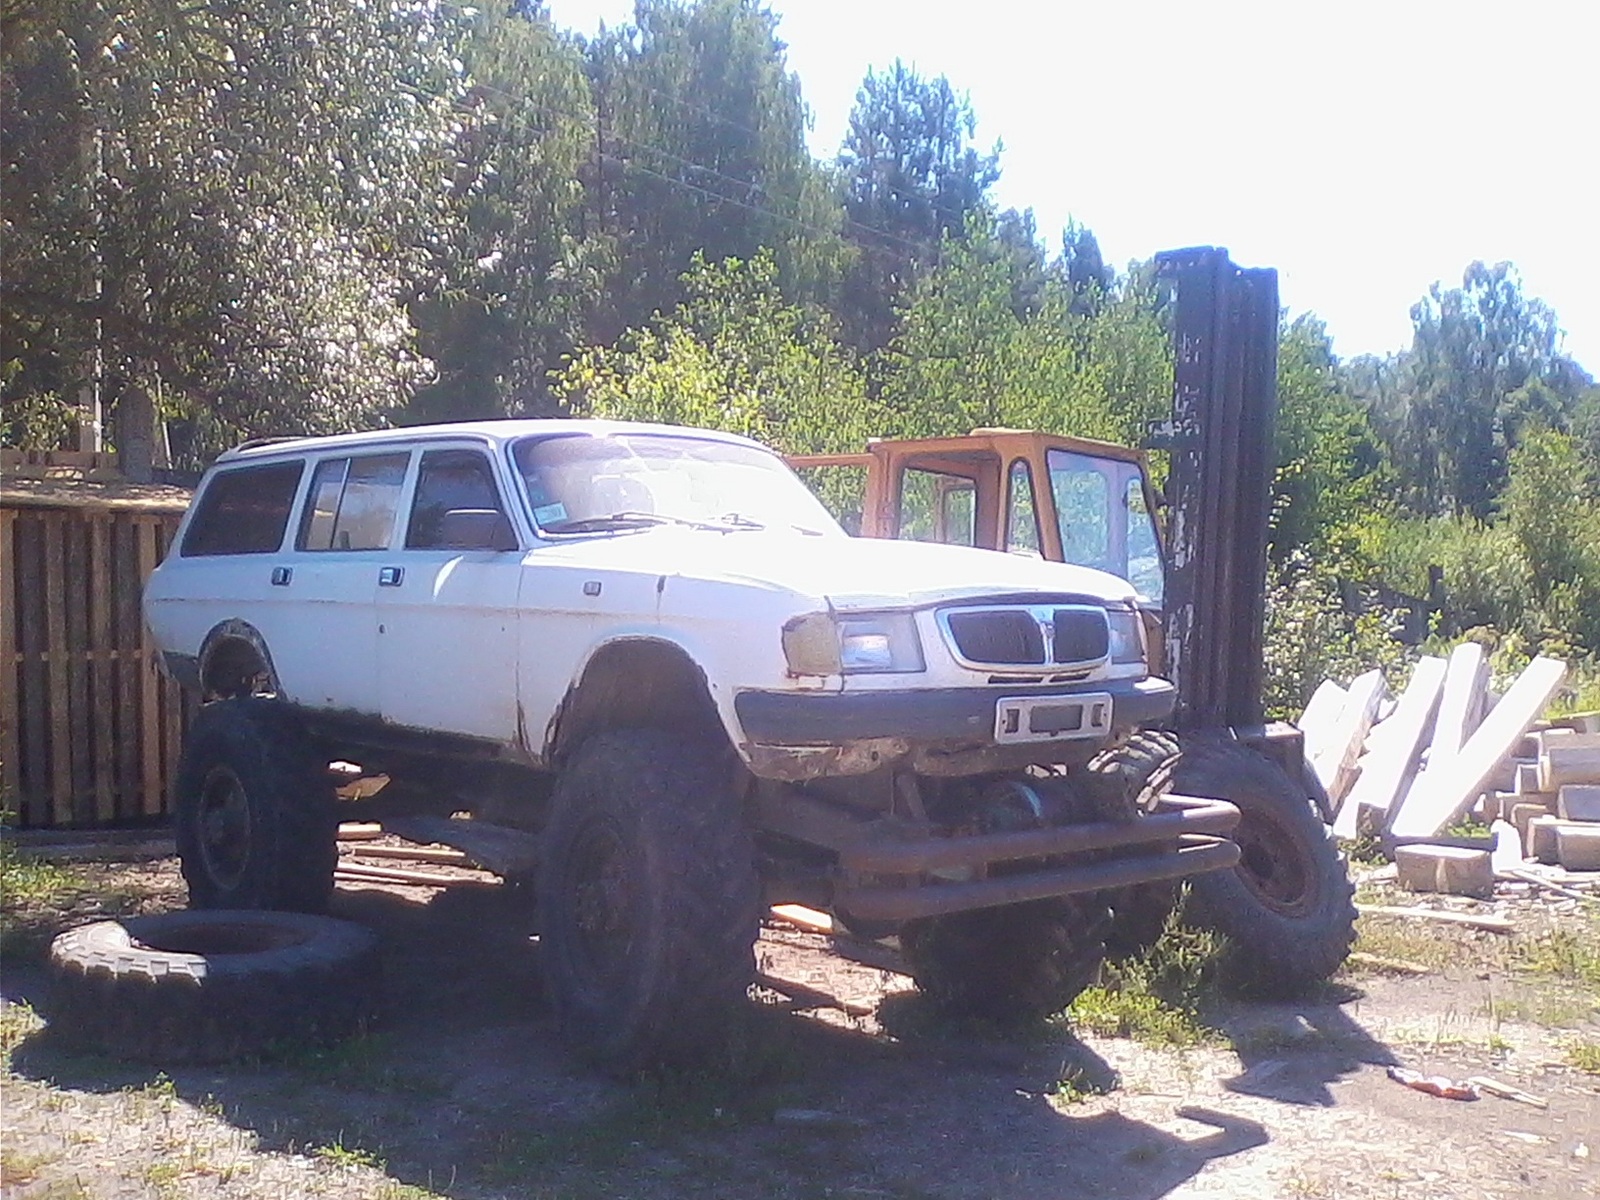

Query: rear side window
[181,461,305,557]
[298,453,410,551]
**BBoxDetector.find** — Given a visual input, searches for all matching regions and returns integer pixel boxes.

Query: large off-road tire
[47,910,380,1063]
[900,896,1111,1022]
[1089,731,1184,959]
[537,729,762,1073]
[174,696,338,913]
[1173,740,1356,996]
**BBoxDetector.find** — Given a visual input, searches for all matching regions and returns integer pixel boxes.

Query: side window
[1005,459,1041,555]
[1046,449,1114,573]
[297,453,409,551]
[181,461,304,556]
[898,468,976,545]
[407,449,509,549]
[1126,477,1164,604]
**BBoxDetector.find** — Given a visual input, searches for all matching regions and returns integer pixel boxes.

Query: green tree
[556,250,876,455]
[2,0,464,460]
[406,6,604,424]
[587,0,846,343]
[837,59,1000,352]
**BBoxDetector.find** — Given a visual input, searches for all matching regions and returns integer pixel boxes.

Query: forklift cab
[789,429,1166,607]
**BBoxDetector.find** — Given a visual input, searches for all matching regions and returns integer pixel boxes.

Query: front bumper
[735,676,1176,745]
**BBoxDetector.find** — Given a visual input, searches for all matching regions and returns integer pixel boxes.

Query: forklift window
[1005,460,1041,555]
[1126,477,1164,605]
[1050,457,1111,571]
[898,468,976,545]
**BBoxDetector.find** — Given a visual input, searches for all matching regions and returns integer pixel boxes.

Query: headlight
[1106,608,1146,666]
[838,613,924,673]
[781,612,925,676]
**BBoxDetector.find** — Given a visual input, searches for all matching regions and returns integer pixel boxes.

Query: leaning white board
[1334,656,1445,839]
[1313,669,1387,809]
[1389,657,1567,839]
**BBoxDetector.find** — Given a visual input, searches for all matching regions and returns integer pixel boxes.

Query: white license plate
[993,693,1114,744]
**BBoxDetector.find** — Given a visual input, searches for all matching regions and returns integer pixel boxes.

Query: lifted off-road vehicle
[145,415,1249,1069]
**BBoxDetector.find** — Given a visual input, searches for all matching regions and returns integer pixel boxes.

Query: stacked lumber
[1297,654,1600,892]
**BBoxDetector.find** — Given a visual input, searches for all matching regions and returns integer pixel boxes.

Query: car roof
[215,419,769,464]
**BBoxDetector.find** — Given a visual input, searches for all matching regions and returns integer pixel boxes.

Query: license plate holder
[993,693,1114,744]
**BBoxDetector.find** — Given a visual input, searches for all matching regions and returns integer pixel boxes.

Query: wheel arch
[546,636,729,767]
[197,620,281,700]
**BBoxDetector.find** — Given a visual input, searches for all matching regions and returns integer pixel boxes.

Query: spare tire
[47,910,380,1063]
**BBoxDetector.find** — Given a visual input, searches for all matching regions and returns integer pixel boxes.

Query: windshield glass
[1046,448,1164,605]
[511,432,844,536]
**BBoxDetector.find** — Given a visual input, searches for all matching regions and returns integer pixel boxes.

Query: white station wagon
[145,419,1242,1068]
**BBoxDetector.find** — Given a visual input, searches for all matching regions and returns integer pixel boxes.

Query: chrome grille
[938,603,1110,672]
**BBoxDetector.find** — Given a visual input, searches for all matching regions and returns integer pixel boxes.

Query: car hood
[528,527,1139,609]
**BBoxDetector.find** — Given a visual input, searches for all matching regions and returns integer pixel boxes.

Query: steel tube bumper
[836,795,1240,874]
[836,837,1241,922]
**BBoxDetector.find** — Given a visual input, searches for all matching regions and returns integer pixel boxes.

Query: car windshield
[511,431,844,537]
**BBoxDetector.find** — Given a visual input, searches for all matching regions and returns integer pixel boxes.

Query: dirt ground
[2,853,1598,1200]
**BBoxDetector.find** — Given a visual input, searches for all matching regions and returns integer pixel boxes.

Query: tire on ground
[901,895,1111,1022]
[1173,740,1356,996]
[174,696,338,913]
[537,728,762,1073]
[47,909,380,1063]
[1088,731,1184,959]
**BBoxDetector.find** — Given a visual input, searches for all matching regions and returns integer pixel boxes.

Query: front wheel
[537,729,761,1072]
[1174,740,1355,996]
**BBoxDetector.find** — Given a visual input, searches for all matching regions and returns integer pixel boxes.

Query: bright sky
[546,0,1599,373]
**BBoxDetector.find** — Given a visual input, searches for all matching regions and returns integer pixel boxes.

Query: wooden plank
[63,515,92,824]
[89,513,116,823]
[113,517,142,820]
[1296,679,1347,762]
[1335,656,1446,839]
[136,517,162,817]
[42,511,73,826]
[15,514,50,826]
[1314,669,1386,810]
[1389,656,1568,839]
[1356,904,1512,933]
[1540,745,1600,792]
[0,509,19,807]
[1427,642,1489,763]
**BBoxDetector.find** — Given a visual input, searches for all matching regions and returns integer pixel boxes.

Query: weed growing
[1566,1039,1600,1074]
[1066,901,1224,1049]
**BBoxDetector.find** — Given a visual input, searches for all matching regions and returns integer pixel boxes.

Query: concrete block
[1395,844,1495,898]
[1556,824,1600,871]
[1526,815,1565,865]
[1557,784,1600,822]
[1541,745,1600,791]
[1515,761,1542,795]
[1514,734,1539,761]
[1486,757,1517,793]
[1510,800,1553,844]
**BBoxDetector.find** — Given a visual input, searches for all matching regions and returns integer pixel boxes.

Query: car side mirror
[437,508,518,552]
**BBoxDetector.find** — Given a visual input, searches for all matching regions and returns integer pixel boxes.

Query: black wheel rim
[1234,807,1314,917]
[197,765,251,892]
[563,818,637,993]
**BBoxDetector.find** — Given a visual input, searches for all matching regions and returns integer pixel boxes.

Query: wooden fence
[1,468,193,829]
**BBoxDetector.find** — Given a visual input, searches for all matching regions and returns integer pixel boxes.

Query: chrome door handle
[378,566,404,587]
[270,566,292,586]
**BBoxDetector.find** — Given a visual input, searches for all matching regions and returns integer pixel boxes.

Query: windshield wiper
[541,511,679,533]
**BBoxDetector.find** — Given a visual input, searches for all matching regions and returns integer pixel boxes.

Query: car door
[271,450,410,715]
[375,445,523,741]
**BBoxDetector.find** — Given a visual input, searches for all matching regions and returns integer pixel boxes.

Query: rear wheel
[1174,740,1355,995]
[901,896,1110,1022]
[174,697,337,913]
[537,729,761,1072]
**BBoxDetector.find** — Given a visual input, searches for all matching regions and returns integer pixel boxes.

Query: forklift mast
[1154,248,1279,734]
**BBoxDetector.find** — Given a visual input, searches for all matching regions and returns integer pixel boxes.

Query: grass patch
[1515,922,1600,989]
[0,999,45,1071]
[313,1137,385,1171]
[1566,1039,1600,1074]
[1066,906,1223,1049]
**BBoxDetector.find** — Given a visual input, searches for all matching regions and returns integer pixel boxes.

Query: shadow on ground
[4,882,1346,1200]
